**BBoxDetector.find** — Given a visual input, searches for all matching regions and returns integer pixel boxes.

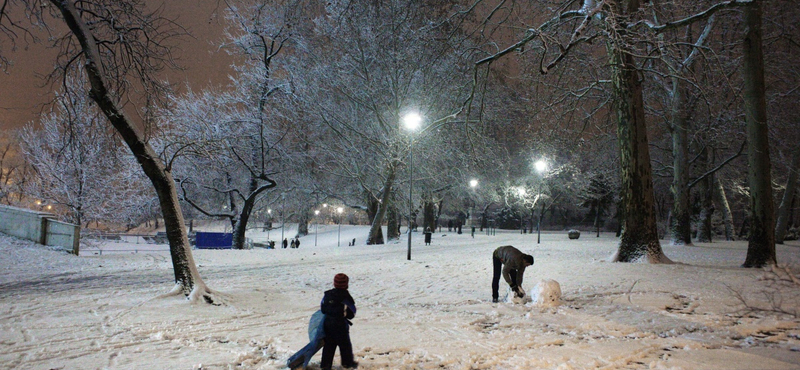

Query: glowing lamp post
[468,179,478,228]
[534,159,547,243]
[267,209,272,240]
[314,210,320,246]
[403,112,422,260]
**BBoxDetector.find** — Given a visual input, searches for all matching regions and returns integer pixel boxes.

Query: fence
[0,204,80,255]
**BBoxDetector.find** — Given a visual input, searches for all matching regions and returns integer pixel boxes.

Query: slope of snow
[1,227,799,370]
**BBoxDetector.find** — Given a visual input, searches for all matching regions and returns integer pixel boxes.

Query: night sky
[0,0,233,131]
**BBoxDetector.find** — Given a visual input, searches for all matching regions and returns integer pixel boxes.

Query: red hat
[333,273,349,289]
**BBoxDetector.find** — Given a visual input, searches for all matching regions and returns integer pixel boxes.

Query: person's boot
[343,361,359,369]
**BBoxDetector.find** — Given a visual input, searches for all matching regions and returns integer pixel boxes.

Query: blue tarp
[195,232,233,249]
[286,310,326,369]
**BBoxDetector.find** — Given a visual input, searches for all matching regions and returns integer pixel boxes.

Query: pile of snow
[528,279,562,307]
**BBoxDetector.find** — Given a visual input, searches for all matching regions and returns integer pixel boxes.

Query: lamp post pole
[267,209,272,241]
[403,112,421,260]
[337,207,343,247]
[534,159,548,244]
[314,210,320,246]
[407,138,413,260]
[281,193,285,242]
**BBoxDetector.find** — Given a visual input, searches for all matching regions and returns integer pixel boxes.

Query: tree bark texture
[387,195,400,240]
[775,149,800,243]
[669,77,693,245]
[742,0,777,267]
[367,164,396,245]
[606,0,671,263]
[52,0,211,299]
[422,195,437,233]
[696,146,714,243]
[713,175,735,241]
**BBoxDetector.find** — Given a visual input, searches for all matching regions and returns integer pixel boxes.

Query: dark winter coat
[320,288,356,339]
[321,288,356,321]
[493,245,531,288]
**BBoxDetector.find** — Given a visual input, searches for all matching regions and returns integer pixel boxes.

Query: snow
[1,225,799,370]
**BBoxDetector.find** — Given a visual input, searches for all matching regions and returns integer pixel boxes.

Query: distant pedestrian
[290,239,296,249]
[351,238,356,246]
[424,227,432,245]
[295,237,301,248]
[283,238,288,249]
[447,219,453,232]
[320,273,358,370]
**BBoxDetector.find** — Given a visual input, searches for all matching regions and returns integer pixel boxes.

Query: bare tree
[0,135,31,206]
[469,0,762,262]
[292,0,475,245]
[166,0,297,249]
[18,79,151,227]
[0,0,221,302]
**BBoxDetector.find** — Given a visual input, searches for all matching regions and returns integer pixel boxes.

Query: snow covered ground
[1,225,799,370]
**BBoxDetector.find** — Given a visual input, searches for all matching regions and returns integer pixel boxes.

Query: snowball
[503,286,531,304]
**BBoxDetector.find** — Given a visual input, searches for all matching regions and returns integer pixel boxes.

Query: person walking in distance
[424,227,432,245]
[492,245,534,303]
[320,273,358,369]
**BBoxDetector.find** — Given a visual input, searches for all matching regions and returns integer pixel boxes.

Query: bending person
[492,245,534,303]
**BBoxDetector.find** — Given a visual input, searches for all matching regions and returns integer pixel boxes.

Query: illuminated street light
[468,179,478,231]
[535,159,548,173]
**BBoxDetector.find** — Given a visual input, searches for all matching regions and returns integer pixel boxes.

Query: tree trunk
[696,146,714,243]
[367,165,396,245]
[606,2,671,263]
[713,175,735,241]
[365,192,383,244]
[775,149,800,243]
[741,0,777,267]
[594,199,601,237]
[297,207,310,237]
[669,77,693,246]
[387,194,400,240]
[231,214,247,250]
[422,194,437,233]
[52,0,216,302]
[480,203,491,231]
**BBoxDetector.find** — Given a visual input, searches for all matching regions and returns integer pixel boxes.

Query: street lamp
[267,209,272,240]
[535,159,548,173]
[314,210,320,246]
[535,159,548,244]
[468,179,478,227]
[517,187,527,233]
[469,179,478,236]
[403,112,422,260]
[281,193,286,243]
[337,207,344,247]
